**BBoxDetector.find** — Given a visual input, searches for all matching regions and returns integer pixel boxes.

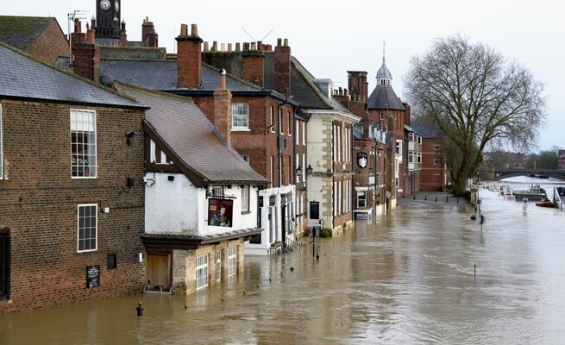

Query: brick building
[411,119,447,191]
[0,16,68,65]
[334,72,389,219]
[113,80,268,295]
[367,54,413,206]
[0,42,147,315]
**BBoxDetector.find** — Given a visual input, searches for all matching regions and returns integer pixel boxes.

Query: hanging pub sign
[208,199,233,227]
[86,265,100,288]
[357,152,368,169]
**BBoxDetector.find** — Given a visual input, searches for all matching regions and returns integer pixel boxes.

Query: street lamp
[296,166,303,177]
[306,164,313,175]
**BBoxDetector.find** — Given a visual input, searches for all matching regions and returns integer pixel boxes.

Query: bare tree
[404,35,546,195]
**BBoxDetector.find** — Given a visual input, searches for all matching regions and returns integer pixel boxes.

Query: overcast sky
[5,0,564,151]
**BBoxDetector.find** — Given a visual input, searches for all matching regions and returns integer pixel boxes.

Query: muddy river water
[2,178,565,344]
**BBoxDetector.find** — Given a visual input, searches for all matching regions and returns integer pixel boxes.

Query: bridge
[493,168,565,180]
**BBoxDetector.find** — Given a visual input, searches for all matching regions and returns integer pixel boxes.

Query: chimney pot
[180,24,188,36]
[191,24,198,36]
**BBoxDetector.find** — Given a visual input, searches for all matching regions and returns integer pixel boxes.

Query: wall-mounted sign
[357,152,368,169]
[86,265,100,288]
[208,199,233,227]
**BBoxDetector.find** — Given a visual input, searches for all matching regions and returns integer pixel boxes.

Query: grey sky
[5,0,563,151]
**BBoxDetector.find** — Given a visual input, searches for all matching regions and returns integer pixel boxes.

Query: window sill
[241,211,251,215]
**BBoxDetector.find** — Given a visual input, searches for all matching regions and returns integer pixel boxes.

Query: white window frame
[232,103,249,130]
[77,204,98,253]
[395,139,402,156]
[227,247,237,277]
[241,185,249,212]
[71,109,97,178]
[196,254,209,290]
[434,159,441,165]
[0,103,3,180]
[434,144,441,151]
[216,250,221,282]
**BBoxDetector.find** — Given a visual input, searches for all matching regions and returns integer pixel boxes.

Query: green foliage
[320,228,333,238]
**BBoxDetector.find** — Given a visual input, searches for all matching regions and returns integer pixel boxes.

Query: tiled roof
[0,16,54,51]
[0,43,145,108]
[411,118,444,138]
[367,85,405,111]
[113,81,269,185]
[100,60,260,92]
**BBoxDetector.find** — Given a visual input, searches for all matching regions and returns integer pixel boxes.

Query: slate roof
[0,43,145,108]
[411,118,444,138]
[264,53,358,118]
[113,81,269,185]
[0,16,57,51]
[367,85,405,111]
[100,59,260,92]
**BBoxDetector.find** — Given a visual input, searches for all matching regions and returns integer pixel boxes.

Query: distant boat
[538,175,549,179]
[513,184,547,201]
[535,200,555,208]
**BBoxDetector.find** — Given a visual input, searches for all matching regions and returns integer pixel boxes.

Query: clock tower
[93,0,121,44]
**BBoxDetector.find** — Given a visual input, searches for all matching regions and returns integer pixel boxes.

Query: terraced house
[0,42,147,315]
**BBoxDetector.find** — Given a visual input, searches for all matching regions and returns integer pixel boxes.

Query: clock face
[114,1,119,12]
[100,0,111,11]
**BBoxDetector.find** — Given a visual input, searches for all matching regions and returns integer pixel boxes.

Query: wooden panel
[146,253,170,289]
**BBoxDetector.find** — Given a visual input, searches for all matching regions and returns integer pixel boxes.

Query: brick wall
[26,19,69,64]
[0,100,146,315]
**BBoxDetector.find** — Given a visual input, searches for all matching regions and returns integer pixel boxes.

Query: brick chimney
[176,23,203,89]
[274,38,291,96]
[213,69,232,146]
[119,20,127,47]
[242,42,265,87]
[347,71,368,101]
[71,19,100,83]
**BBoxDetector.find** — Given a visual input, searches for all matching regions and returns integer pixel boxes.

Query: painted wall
[145,173,259,236]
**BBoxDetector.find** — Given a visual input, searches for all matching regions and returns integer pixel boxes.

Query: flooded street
[2,178,565,344]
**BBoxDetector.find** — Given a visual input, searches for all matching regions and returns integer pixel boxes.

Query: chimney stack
[176,23,203,89]
[214,69,232,146]
[274,38,291,96]
[71,19,100,83]
[242,41,265,87]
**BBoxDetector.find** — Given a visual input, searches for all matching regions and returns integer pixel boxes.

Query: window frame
[232,103,249,130]
[241,185,250,213]
[227,247,237,277]
[71,109,97,178]
[216,250,222,282]
[77,204,98,253]
[196,254,209,290]
[357,191,366,208]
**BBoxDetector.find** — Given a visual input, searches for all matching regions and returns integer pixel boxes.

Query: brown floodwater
[2,178,565,345]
